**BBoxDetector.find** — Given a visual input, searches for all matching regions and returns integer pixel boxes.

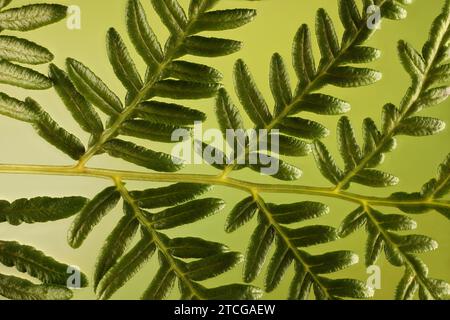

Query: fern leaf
[0,35,53,64]
[225,196,257,233]
[120,120,186,143]
[192,8,256,32]
[106,28,143,96]
[136,100,206,125]
[103,139,184,172]
[216,88,245,134]
[270,53,292,116]
[183,36,242,57]
[293,93,350,115]
[293,24,316,87]
[68,186,121,249]
[127,0,163,70]
[316,8,340,66]
[195,283,262,300]
[0,241,88,286]
[396,116,446,136]
[166,60,222,83]
[49,64,104,136]
[0,4,67,31]
[0,273,73,300]
[279,117,329,140]
[182,252,242,281]
[130,183,211,209]
[151,198,225,230]
[26,98,86,160]
[66,58,123,115]
[338,206,367,238]
[268,201,329,224]
[97,229,156,300]
[151,0,187,36]
[167,237,228,258]
[150,79,220,99]
[0,196,87,225]
[234,59,272,127]
[0,92,36,122]
[141,253,175,300]
[0,60,51,89]
[93,202,139,290]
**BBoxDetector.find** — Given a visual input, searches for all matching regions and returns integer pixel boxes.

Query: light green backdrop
[0,0,448,300]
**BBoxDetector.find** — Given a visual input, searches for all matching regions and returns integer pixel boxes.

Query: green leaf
[338,207,367,238]
[396,268,418,300]
[166,60,222,83]
[382,103,401,133]
[0,241,88,287]
[103,139,184,172]
[338,0,361,37]
[316,9,340,65]
[416,86,450,109]
[396,117,446,136]
[234,59,272,126]
[0,92,36,122]
[167,237,228,259]
[0,35,53,64]
[151,0,187,35]
[127,0,163,70]
[398,40,425,79]
[261,133,311,157]
[183,36,242,57]
[225,196,257,233]
[293,24,316,86]
[66,58,123,116]
[249,155,302,181]
[362,118,385,167]
[312,140,344,185]
[216,88,245,136]
[243,221,275,283]
[293,94,350,115]
[183,252,242,281]
[137,101,206,125]
[0,4,67,31]
[352,169,399,187]
[141,253,175,300]
[337,116,362,170]
[93,203,139,290]
[321,278,374,299]
[392,234,438,254]
[130,183,211,209]
[0,196,87,226]
[0,273,73,300]
[338,46,381,64]
[150,79,220,99]
[97,229,156,300]
[279,117,329,140]
[0,60,51,89]
[192,9,256,32]
[378,214,417,231]
[49,64,104,135]
[120,120,186,143]
[365,223,384,266]
[152,198,225,230]
[188,0,219,17]
[325,66,382,87]
[265,239,293,292]
[106,28,143,96]
[268,201,329,224]
[26,98,86,160]
[289,266,312,300]
[270,53,292,116]
[381,0,407,20]
[304,250,359,274]
[68,186,121,249]
[284,225,338,248]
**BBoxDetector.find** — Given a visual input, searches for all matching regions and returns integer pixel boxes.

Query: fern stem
[363,204,439,299]
[0,164,448,211]
[114,178,204,300]
[253,192,333,299]
[334,5,450,192]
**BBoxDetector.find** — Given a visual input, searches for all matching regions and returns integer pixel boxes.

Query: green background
[0,0,448,300]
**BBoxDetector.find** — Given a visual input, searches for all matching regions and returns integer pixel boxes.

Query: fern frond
[227,193,373,300]
[92,181,261,300]
[203,0,412,181]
